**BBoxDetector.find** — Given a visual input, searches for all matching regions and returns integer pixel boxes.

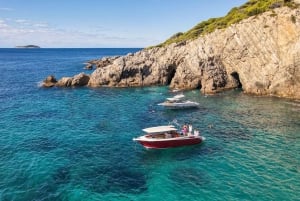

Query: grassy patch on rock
[155,0,298,48]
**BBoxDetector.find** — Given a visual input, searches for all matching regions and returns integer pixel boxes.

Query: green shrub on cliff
[157,0,298,47]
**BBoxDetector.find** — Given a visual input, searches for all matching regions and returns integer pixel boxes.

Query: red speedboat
[133,125,205,149]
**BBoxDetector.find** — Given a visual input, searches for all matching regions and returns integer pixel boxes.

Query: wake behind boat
[133,125,205,149]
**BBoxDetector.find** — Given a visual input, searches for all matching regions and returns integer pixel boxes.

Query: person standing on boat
[188,124,193,135]
[194,129,200,136]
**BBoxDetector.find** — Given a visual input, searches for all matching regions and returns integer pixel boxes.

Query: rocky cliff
[43,6,300,99]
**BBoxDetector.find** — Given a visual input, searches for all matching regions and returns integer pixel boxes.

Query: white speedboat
[158,100,199,109]
[158,94,199,109]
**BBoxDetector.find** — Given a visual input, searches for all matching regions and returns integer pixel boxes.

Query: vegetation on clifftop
[156,0,298,47]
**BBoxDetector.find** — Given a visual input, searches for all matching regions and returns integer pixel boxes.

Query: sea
[0,48,299,201]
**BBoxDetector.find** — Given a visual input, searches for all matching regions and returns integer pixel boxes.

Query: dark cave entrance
[231,72,242,89]
[167,65,176,85]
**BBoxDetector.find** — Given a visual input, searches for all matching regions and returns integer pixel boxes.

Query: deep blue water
[0,48,299,201]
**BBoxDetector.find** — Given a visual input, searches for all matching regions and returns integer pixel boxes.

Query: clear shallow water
[0,48,299,201]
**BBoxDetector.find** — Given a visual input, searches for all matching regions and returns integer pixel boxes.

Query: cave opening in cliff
[231,72,242,89]
[167,65,176,85]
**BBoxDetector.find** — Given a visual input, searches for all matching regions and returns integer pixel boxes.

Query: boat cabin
[142,125,181,139]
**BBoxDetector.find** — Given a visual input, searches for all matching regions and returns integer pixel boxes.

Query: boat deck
[145,132,181,139]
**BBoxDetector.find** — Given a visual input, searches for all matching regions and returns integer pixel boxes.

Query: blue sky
[0,0,247,48]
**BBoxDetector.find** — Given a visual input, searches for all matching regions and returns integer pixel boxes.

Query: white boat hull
[158,101,199,109]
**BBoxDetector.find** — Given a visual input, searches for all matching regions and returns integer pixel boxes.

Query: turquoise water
[0,48,299,201]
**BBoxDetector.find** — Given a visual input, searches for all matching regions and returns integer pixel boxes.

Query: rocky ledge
[42,73,90,87]
[42,7,300,99]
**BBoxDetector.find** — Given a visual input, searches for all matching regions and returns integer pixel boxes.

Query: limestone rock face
[42,75,57,87]
[42,73,90,87]
[43,6,300,99]
[71,73,90,86]
[87,56,120,69]
[56,77,73,87]
[87,7,300,99]
[84,63,93,70]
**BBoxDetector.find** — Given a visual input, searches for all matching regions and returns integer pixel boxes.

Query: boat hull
[158,102,199,109]
[134,136,203,149]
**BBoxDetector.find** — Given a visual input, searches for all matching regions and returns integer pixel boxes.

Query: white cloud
[15,19,29,23]
[0,7,13,11]
[33,23,49,28]
[0,17,155,47]
[0,19,9,28]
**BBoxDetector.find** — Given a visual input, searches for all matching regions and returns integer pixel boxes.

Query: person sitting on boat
[164,132,172,138]
[170,130,178,137]
[182,125,188,136]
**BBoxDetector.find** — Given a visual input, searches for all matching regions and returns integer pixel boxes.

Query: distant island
[15,45,40,48]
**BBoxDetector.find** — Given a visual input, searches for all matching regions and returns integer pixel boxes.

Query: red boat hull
[136,137,203,149]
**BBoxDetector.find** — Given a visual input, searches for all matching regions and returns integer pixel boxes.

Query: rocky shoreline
[42,6,300,99]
